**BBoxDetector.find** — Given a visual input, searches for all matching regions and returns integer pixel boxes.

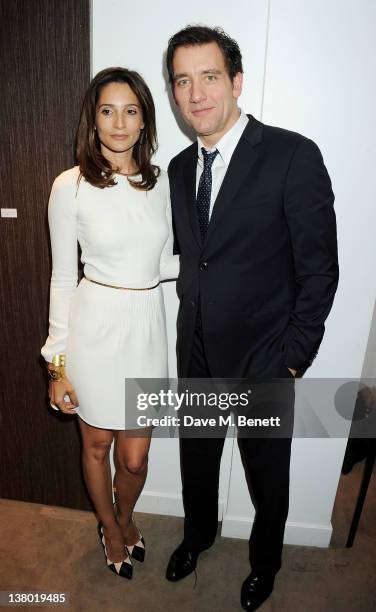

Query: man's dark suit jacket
[168,114,339,379]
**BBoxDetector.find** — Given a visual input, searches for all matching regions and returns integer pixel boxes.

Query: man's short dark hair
[166,25,243,85]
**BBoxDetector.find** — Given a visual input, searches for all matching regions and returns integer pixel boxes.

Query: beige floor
[0,462,375,612]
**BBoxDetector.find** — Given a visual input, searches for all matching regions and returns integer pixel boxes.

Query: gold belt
[84,276,160,291]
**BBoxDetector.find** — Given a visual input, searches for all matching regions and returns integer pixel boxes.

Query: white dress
[41,167,179,429]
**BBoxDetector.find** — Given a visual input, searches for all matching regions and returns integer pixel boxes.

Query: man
[165,25,338,611]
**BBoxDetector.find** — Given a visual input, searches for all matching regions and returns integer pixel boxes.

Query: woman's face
[95,81,144,161]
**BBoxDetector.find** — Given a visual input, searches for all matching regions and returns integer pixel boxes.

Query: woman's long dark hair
[76,67,160,190]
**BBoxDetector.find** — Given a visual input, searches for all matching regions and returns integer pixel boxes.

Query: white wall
[92,0,376,545]
[223,0,376,546]
[93,0,269,523]
[263,0,376,379]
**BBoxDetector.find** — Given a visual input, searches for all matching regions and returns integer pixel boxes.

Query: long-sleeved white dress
[41,166,179,429]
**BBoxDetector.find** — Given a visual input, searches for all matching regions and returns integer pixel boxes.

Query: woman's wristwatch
[47,354,66,382]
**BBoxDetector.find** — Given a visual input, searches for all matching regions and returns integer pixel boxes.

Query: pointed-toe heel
[98,524,133,579]
[112,501,146,563]
[126,531,146,563]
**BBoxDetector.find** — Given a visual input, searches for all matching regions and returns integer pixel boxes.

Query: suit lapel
[204,116,263,247]
[182,145,202,248]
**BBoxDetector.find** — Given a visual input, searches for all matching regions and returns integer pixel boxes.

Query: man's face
[172,42,243,145]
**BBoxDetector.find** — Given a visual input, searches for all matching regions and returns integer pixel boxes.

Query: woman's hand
[49,377,79,415]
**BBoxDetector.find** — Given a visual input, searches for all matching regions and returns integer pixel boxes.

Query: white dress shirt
[196,108,249,218]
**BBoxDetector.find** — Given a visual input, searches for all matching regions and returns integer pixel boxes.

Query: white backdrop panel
[263,0,376,378]
[93,0,269,517]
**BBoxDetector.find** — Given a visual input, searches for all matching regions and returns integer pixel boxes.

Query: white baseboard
[221,514,332,548]
[134,490,226,520]
[134,490,184,517]
[135,492,332,548]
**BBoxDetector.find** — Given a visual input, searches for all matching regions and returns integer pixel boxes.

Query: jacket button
[190,300,196,307]
[199,261,208,271]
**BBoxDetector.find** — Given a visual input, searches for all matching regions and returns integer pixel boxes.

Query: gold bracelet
[52,354,66,367]
[47,354,66,382]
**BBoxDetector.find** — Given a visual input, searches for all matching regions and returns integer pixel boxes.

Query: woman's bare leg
[78,418,125,562]
[113,429,152,545]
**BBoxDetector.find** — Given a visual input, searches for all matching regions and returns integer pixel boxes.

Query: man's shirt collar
[197,109,249,166]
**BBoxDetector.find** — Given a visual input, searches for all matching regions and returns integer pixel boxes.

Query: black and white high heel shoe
[126,529,146,563]
[113,500,146,563]
[98,524,133,579]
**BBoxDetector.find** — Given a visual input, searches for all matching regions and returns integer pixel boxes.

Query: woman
[41,67,179,579]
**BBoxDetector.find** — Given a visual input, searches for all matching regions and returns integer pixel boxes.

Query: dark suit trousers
[180,313,293,576]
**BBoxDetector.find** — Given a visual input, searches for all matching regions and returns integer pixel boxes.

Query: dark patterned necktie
[196,148,218,241]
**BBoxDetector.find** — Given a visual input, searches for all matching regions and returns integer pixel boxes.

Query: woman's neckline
[115,171,140,177]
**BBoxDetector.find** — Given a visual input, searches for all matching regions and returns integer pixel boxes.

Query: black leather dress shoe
[240,572,275,611]
[165,543,199,582]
